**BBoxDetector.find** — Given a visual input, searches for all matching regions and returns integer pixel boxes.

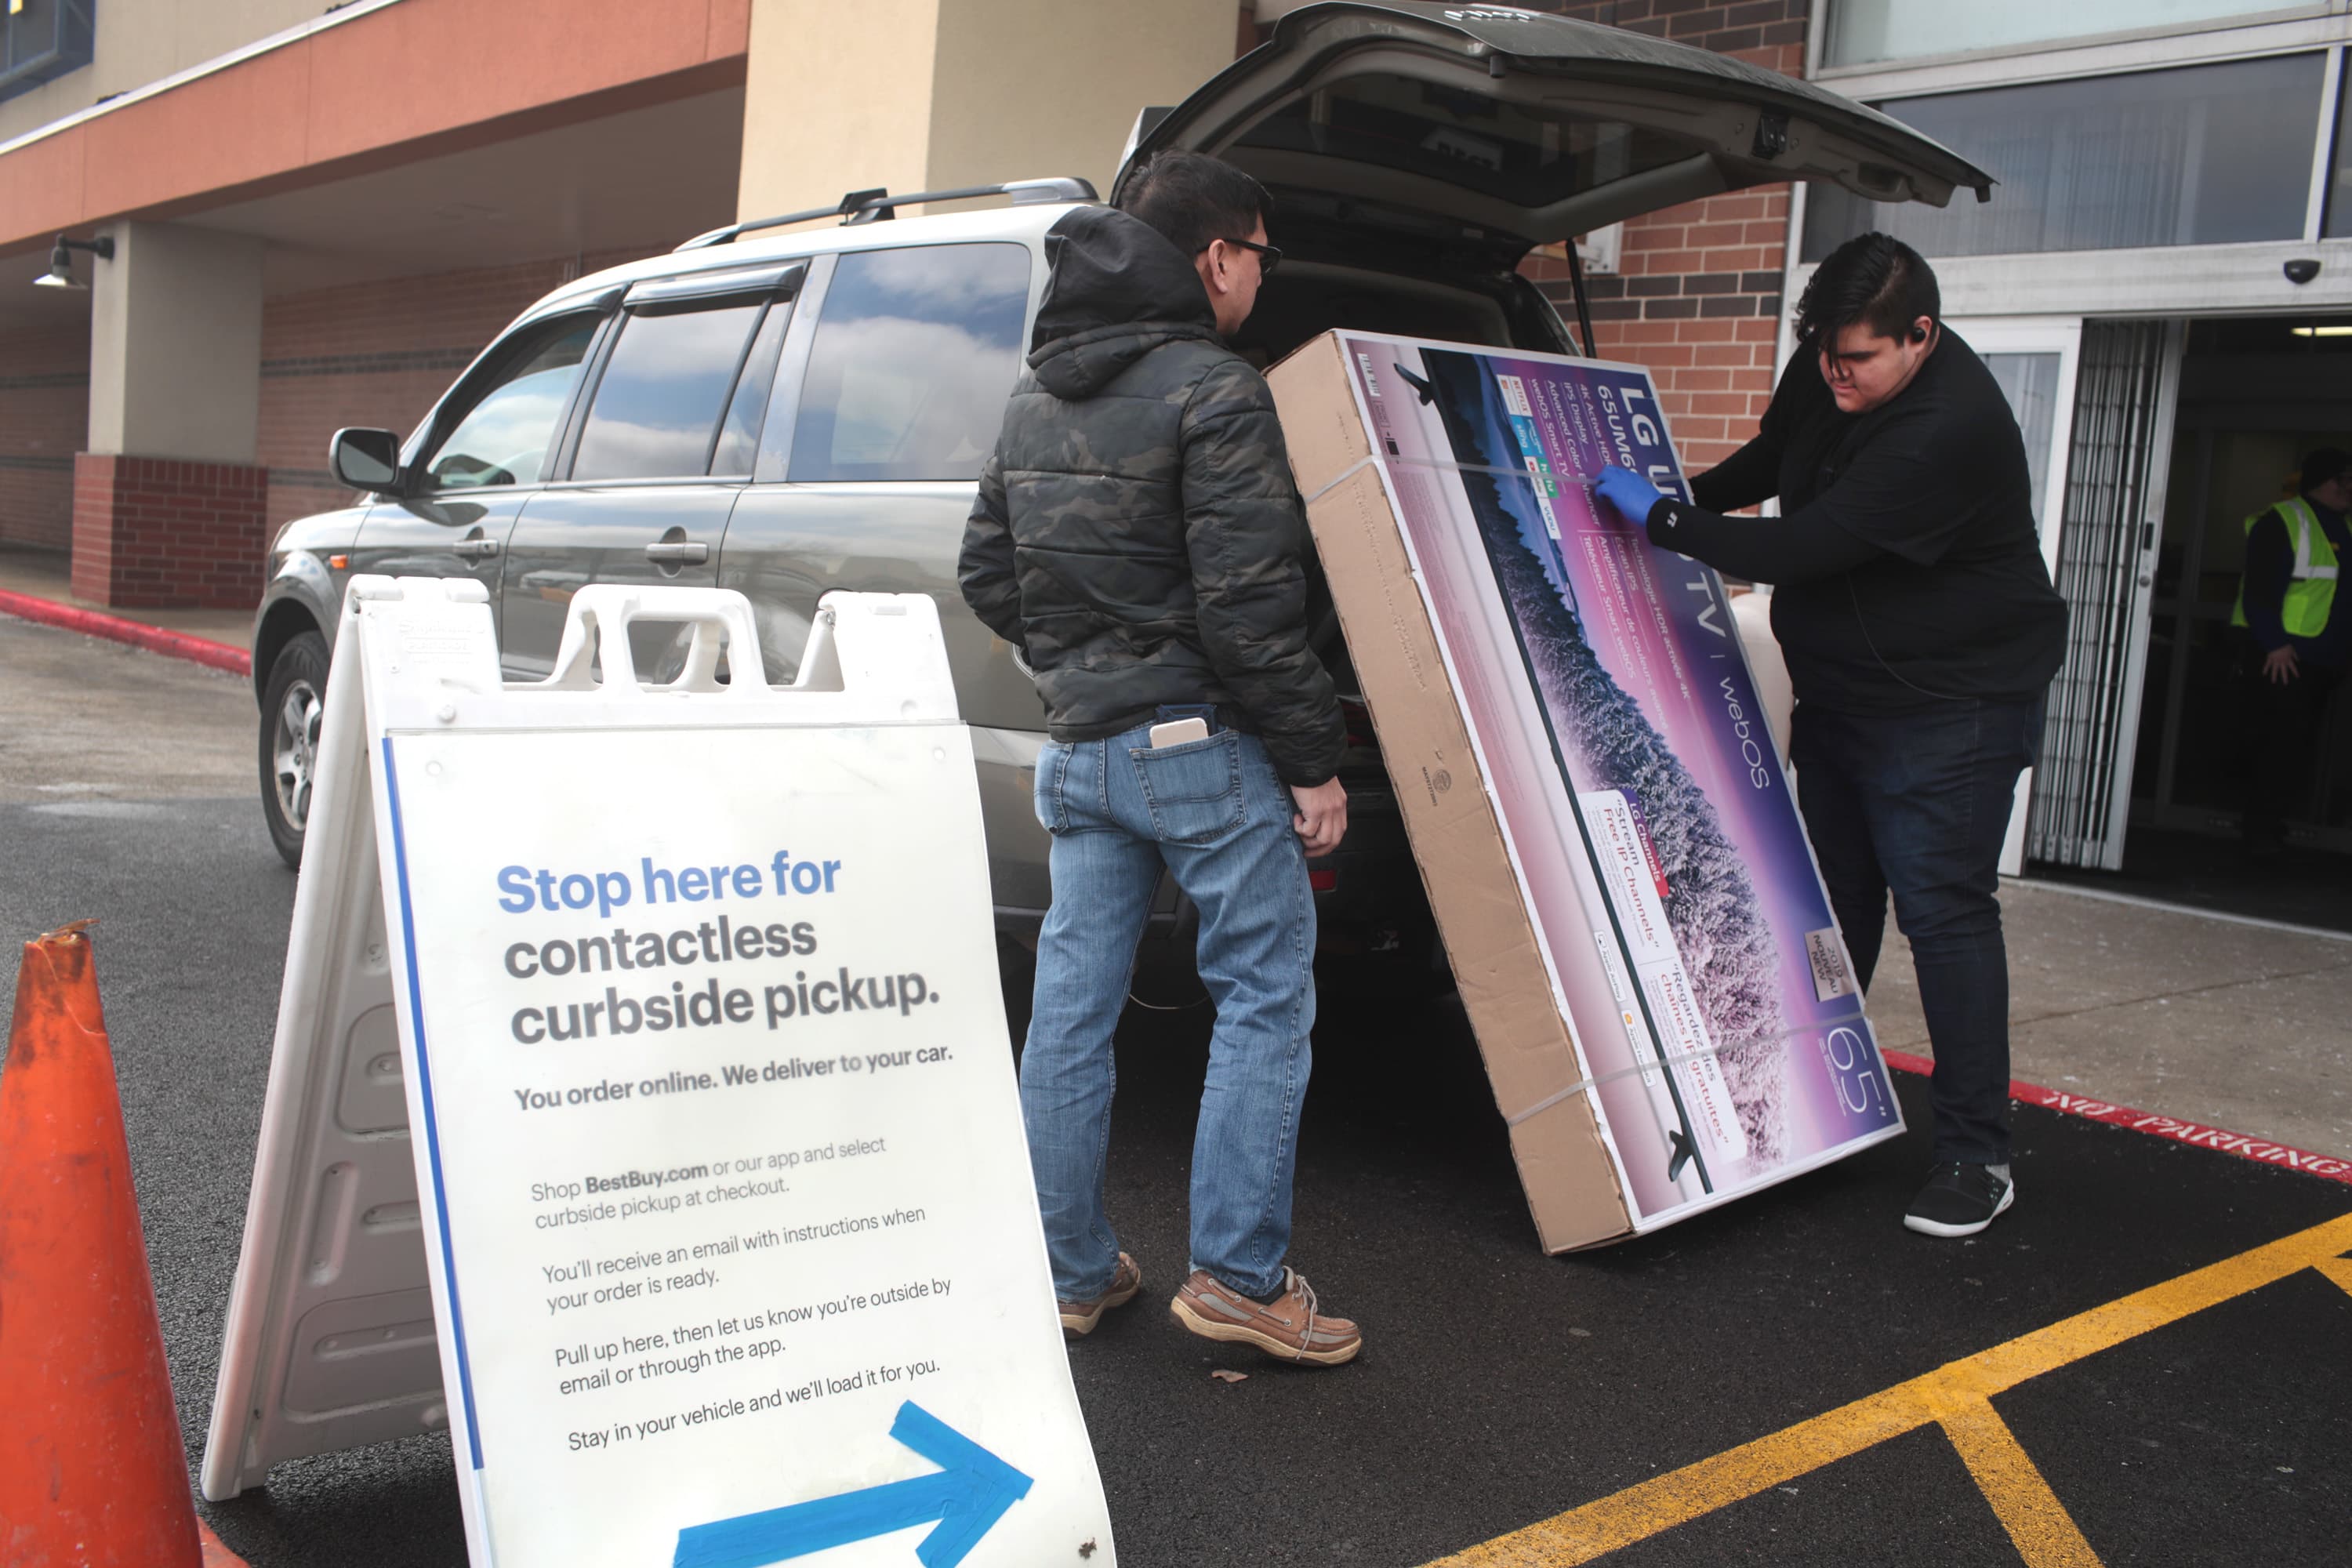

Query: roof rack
[674,177,1099,251]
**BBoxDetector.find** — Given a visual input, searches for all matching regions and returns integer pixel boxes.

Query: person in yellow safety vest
[2232,445,2350,859]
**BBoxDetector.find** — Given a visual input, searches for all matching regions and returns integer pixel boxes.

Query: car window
[789,243,1030,483]
[710,300,793,477]
[572,302,764,482]
[422,319,598,491]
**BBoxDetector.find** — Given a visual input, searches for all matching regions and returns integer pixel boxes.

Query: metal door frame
[2094,320,2186,868]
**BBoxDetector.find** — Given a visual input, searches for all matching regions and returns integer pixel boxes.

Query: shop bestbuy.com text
[493,851,942,1046]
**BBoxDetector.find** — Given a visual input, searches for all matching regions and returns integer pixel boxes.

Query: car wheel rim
[273,678,323,832]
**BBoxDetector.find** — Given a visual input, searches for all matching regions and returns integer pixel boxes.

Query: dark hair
[2300,446,2352,495]
[1117,151,1272,257]
[1794,232,1940,346]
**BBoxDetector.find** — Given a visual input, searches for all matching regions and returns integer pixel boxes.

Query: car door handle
[450,538,500,560]
[644,541,710,565]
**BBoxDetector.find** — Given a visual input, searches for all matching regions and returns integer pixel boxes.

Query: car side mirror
[329,427,405,493]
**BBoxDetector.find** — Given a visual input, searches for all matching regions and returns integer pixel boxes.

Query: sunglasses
[1197,237,1282,277]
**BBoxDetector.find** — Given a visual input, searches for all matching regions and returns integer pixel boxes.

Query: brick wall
[1515,0,1810,474]
[72,455,270,608]
[260,248,661,535]
[1576,191,1793,467]
[0,321,91,552]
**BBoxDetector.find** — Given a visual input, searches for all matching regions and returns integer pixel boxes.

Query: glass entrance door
[1943,316,2085,873]
[2025,318,2185,872]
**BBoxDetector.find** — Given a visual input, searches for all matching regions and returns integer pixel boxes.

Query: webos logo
[1719,676,1774,790]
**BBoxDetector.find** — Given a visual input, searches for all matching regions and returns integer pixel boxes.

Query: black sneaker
[1904,1162,2014,1237]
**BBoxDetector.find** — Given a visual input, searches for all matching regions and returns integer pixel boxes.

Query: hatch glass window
[422,319,598,492]
[1231,74,1701,211]
[572,302,765,482]
[789,243,1033,483]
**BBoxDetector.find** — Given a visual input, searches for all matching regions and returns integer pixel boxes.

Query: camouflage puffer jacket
[959,205,1345,787]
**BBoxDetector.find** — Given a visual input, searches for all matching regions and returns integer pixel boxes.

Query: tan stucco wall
[737,0,1239,223]
[738,0,942,216]
[0,0,330,145]
[88,221,263,463]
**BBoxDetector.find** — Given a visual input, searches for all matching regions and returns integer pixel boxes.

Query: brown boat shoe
[1169,1268,1362,1366]
[1058,1251,1142,1338]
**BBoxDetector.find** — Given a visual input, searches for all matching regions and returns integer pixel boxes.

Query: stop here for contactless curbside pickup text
[491,851,945,1052]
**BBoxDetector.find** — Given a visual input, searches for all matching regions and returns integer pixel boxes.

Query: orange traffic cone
[0,923,205,1567]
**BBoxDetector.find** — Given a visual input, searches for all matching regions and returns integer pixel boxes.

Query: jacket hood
[1028,206,1220,400]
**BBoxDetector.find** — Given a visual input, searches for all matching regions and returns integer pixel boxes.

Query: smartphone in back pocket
[1148,717,1210,749]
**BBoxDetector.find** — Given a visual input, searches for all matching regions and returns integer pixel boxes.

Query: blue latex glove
[1593,464,1664,525]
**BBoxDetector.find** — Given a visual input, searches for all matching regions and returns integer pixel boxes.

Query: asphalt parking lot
[4,609,2349,1566]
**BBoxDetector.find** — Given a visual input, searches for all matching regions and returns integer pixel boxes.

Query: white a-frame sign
[205,577,1113,1567]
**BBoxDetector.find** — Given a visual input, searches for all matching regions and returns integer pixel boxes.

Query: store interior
[2052,313,2352,931]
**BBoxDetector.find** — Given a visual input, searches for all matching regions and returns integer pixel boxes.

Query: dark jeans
[2240,648,2345,850]
[1791,696,2045,1166]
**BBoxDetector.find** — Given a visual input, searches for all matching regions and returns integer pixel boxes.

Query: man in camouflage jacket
[960,153,1361,1367]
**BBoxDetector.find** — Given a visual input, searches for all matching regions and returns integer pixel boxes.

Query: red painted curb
[1881,1047,2352,1186]
[0,588,251,677]
[200,1519,251,1566]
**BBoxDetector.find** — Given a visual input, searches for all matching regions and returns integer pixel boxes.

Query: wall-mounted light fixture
[2290,325,2352,338]
[33,234,113,292]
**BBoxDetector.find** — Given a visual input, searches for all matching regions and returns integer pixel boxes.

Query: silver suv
[250,2,1984,965]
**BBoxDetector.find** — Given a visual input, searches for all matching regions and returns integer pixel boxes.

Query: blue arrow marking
[673,1401,1034,1568]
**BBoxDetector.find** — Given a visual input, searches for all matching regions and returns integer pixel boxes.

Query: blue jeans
[1790,697,2045,1167]
[1021,722,1314,1301]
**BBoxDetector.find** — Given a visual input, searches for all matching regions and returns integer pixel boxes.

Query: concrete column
[736,0,1241,224]
[74,220,269,608]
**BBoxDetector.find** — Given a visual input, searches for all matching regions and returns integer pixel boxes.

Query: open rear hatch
[1116,2,1994,970]
[1120,1,1991,261]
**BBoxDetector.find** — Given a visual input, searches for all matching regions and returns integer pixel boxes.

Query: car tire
[260,630,329,871]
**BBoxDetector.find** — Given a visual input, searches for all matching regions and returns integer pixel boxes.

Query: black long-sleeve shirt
[1642,330,2068,711]
[2241,498,2348,668]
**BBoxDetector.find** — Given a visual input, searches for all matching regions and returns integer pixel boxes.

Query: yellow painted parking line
[1937,1399,2103,1568]
[1426,1211,2352,1566]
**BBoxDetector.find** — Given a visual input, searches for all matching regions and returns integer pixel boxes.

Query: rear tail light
[1308,869,1338,892]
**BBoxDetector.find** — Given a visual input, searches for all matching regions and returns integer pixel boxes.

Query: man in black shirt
[1594,233,2066,1239]
[2232,447,2350,859]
